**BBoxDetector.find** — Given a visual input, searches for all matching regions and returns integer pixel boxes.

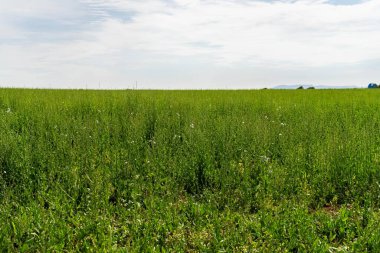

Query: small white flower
[279,133,282,136]
[190,123,195,129]
[3,171,6,174]
[260,156,270,163]
[280,122,286,126]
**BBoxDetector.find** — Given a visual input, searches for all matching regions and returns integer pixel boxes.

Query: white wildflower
[260,156,270,163]
[190,123,195,129]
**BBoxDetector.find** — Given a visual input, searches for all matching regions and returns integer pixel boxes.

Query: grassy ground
[1,88,380,252]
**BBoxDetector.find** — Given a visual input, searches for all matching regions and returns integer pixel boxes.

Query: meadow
[1,88,380,252]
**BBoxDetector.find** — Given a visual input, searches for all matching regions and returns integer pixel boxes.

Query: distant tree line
[368,83,380,88]
[297,86,315,90]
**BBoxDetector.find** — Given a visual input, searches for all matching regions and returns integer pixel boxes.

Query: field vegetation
[1,88,380,251]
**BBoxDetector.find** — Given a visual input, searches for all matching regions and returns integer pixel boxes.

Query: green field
[1,88,380,252]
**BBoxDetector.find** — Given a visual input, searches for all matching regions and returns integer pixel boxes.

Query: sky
[0,0,379,89]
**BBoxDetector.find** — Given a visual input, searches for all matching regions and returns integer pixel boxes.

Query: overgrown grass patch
[1,88,380,251]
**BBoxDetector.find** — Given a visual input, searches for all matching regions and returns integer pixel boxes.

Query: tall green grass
[1,88,380,251]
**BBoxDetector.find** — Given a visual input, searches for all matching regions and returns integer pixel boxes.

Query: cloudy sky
[0,0,379,89]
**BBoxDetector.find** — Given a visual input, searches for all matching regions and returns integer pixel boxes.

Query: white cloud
[0,0,379,88]
[85,0,380,66]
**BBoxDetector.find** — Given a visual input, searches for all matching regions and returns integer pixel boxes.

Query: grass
[1,88,380,251]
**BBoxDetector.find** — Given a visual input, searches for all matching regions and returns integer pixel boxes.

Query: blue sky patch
[326,0,366,5]
[101,8,136,22]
